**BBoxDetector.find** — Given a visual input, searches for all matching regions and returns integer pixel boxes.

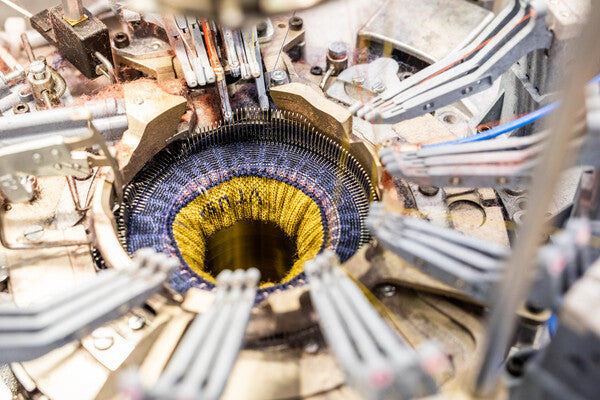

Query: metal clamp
[305,251,438,400]
[0,248,178,363]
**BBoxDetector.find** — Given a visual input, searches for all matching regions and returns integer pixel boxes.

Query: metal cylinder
[61,0,84,23]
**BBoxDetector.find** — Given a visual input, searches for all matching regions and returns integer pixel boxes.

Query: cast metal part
[138,268,259,400]
[30,4,112,79]
[367,202,508,304]
[305,251,439,400]
[0,248,177,363]
[352,0,553,123]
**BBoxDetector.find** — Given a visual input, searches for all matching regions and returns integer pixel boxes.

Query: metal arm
[351,0,552,124]
[367,202,509,304]
[305,251,438,400]
[0,248,178,363]
[146,268,259,400]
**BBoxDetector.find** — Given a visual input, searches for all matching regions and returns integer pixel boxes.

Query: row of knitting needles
[164,16,264,122]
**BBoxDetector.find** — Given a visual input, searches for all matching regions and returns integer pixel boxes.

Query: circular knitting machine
[118,108,376,302]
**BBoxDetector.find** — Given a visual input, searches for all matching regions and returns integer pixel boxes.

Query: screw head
[92,328,114,350]
[128,315,146,330]
[12,102,29,114]
[289,16,303,31]
[113,32,130,49]
[270,69,287,86]
[376,284,397,298]
[310,65,323,75]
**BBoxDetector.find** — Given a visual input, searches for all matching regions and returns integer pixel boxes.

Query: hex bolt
[289,16,303,31]
[23,225,44,241]
[270,69,287,86]
[113,32,130,49]
[371,81,386,94]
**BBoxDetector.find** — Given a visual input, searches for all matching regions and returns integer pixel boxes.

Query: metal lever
[379,131,549,188]
[305,251,438,400]
[352,0,552,123]
[0,248,178,363]
[367,202,509,304]
[147,268,259,400]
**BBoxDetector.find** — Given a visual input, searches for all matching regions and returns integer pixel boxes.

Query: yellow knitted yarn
[172,176,325,287]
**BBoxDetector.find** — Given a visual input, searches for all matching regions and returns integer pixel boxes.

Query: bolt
[23,225,44,241]
[328,41,347,60]
[113,32,130,49]
[92,328,114,350]
[376,284,397,298]
[270,69,287,86]
[303,341,319,354]
[289,16,303,31]
[128,315,146,330]
[12,102,29,114]
[29,60,47,80]
[418,185,439,196]
[310,66,323,75]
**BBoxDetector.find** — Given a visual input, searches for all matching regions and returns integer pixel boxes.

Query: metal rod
[0,0,32,18]
[472,2,600,396]
[61,0,84,23]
